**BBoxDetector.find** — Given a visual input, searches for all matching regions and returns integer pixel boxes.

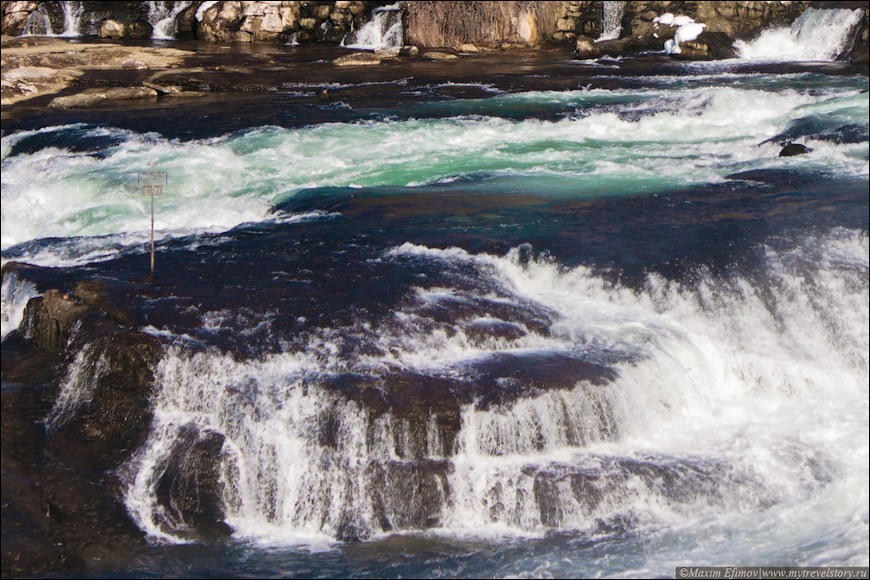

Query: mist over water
[2,9,869,578]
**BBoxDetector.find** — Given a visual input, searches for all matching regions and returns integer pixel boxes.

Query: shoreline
[1,35,579,119]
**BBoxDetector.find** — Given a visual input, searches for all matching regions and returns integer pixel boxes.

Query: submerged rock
[333,51,386,66]
[99,19,154,40]
[48,86,159,109]
[779,142,814,156]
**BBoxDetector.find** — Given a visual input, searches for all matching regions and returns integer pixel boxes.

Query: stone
[298,17,317,30]
[574,35,599,58]
[48,86,158,109]
[313,5,332,20]
[671,31,737,60]
[421,51,459,60]
[557,17,576,32]
[155,425,232,539]
[779,142,813,157]
[99,19,154,40]
[333,52,384,66]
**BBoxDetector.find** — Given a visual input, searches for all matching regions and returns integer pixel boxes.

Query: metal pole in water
[138,161,166,277]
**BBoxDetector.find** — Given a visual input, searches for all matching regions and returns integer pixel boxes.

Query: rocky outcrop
[1,36,195,106]
[194,0,374,44]
[99,18,154,40]
[1,0,38,35]
[1,264,166,578]
[573,1,812,58]
[154,425,233,539]
[2,1,867,68]
[621,1,811,41]
[403,1,567,48]
[670,30,738,60]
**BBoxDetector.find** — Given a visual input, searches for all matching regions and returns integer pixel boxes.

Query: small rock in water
[779,142,813,157]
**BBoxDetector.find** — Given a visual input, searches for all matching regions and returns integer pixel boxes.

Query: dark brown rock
[779,142,813,157]
[154,425,233,539]
[20,279,134,355]
[99,18,154,40]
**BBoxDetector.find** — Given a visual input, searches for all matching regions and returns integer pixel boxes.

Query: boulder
[333,52,385,66]
[196,0,245,42]
[48,86,159,109]
[779,142,813,157]
[99,19,154,40]
[1,1,38,36]
[421,50,460,60]
[671,31,738,60]
[154,425,233,539]
[574,35,599,59]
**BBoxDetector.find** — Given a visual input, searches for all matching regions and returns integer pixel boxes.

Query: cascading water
[20,4,54,36]
[118,229,869,545]
[0,269,39,341]
[341,2,403,51]
[59,0,85,37]
[597,0,625,42]
[735,7,864,61]
[2,13,868,574]
[146,1,193,40]
[20,1,88,37]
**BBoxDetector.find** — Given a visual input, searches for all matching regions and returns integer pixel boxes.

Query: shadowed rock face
[2,265,164,578]
[779,142,813,157]
[154,425,233,539]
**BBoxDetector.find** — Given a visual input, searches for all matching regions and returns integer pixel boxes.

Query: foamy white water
[736,7,864,62]
[341,2,403,50]
[146,0,193,39]
[116,228,868,565]
[0,268,39,340]
[3,84,866,267]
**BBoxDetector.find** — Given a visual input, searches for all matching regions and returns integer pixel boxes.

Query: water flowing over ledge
[1,10,868,578]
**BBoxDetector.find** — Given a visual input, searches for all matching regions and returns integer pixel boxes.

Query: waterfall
[59,0,85,37]
[735,7,864,61]
[341,2,403,51]
[597,0,625,42]
[21,3,55,36]
[146,1,193,39]
[0,270,39,341]
[20,1,86,37]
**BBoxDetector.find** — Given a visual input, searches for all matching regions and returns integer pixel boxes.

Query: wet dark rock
[367,459,450,533]
[1,378,148,578]
[20,279,134,355]
[154,425,232,540]
[45,330,163,470]
[779,142,813,157]
[2,266,165,576]
[529,455,772,528]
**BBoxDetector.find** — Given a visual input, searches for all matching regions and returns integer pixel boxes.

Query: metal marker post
[138,161,166,276]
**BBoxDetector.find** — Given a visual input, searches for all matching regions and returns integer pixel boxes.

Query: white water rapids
[106,229,869,566]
